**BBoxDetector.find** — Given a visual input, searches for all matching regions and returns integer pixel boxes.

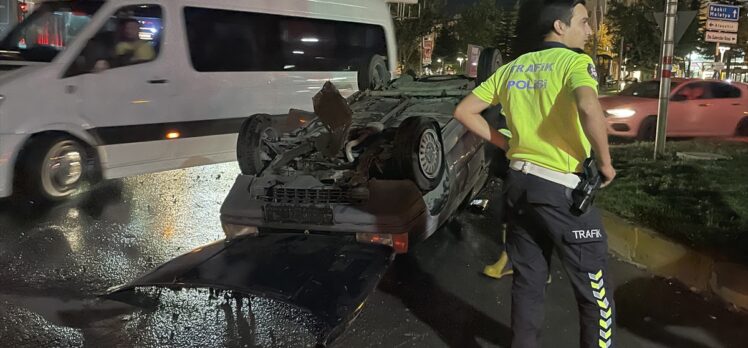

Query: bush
[598,140,748,262]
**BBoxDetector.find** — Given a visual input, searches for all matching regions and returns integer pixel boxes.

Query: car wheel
[237,114,279,175]
[394,116,444,191]
[637,117,657,141]
[736,117,748,136]
[18,135,87,202]
[358,54,391,91]
[476,47,503,85]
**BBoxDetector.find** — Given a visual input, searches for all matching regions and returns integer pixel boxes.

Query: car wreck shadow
[615,276,748,348]
[220,294,259,346]
[378,253,512,348]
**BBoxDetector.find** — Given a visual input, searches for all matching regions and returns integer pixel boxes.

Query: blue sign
[708,3,740,22]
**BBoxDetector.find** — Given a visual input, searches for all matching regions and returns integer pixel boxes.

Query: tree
[454,0,501,53]
[495,0,520,60]
[585,22,615,56]
[393,1,446,72]
[606,0,702,74]
[434,25,459,61]
[454,0,519,60]
[607,0,662,72]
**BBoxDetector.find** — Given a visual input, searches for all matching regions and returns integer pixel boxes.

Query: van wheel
[393,117,444,192]
[736,117,748,136]
[637,117,657,141]
[358,55,390,91]
[18,135,87,202]
[476,47,503,85]
[237,114,279,175]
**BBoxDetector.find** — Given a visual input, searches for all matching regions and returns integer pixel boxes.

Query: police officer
[454,0,616,347]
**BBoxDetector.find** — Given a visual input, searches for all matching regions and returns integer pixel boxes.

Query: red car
[601,79,748,140]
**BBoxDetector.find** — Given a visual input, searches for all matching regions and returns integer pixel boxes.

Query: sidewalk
[603,210,748,311]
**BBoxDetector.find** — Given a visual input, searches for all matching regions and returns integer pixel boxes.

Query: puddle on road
[3,288,325,348]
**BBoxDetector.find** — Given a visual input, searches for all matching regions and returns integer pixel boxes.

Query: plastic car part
[312,81,353,158]
[356,232,409,253]
[393,116,445,192]
[345,122,385,162]
[222,223,258,240]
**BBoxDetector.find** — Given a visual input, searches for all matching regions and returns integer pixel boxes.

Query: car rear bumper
[220,174,429,235]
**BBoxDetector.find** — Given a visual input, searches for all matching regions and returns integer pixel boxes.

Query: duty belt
[510,160,581,189]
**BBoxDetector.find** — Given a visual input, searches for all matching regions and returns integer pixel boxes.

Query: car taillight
[356,233,408,254]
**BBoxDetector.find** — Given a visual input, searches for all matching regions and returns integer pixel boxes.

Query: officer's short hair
[538,0,587,37]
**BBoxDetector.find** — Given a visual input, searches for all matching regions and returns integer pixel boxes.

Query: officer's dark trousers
[504,169,614,348]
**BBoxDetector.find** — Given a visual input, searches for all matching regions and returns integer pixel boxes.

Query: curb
[602,210,748,311]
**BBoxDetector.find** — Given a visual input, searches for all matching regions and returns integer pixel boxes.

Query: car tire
[17,135,87,202]
[736,117,748,136]
[394,116,445,192]
[637,117,657,141]
[237,114,279,175]
[476,47,503,85]
[358,54,391,91]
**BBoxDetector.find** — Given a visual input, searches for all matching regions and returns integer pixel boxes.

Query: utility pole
[591,0,600,83]
[654,0,678,159]
[618,36,624,83]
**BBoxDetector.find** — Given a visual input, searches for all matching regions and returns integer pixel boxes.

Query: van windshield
[0,1,104,62]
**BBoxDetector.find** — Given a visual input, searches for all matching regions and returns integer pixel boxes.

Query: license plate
[263,204,334,225]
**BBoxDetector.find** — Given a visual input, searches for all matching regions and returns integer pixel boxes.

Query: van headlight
[605,108,636,118]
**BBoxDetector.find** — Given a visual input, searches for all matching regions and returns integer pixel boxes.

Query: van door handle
[732,103,741,106]
[698,103,711,107]
[147,79,169,84]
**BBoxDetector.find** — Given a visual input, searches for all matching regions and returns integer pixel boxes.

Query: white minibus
[0,0,395,200]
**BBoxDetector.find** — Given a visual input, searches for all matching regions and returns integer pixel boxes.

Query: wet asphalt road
[1,163,747,347]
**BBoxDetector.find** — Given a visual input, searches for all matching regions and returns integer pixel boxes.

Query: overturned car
[221,75,502,253]
[107,50,506,346]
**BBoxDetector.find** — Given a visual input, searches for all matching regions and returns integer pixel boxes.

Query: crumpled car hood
[106,233,395,346]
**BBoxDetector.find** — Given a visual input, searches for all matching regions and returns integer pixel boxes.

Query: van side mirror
[671,94,687,102]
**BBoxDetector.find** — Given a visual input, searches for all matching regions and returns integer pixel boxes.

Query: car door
[71,3,171,176]
[668,81,712,136]
[702,82,743,136]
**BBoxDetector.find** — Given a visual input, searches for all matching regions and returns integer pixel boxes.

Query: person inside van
[114,18,155,65]
[93,17,155,72]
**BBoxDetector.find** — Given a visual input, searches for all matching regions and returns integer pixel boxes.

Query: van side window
[68,4,163,76]
[183,7,388,72]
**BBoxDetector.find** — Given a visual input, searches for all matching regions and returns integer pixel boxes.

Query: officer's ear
[553,19,567,36]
